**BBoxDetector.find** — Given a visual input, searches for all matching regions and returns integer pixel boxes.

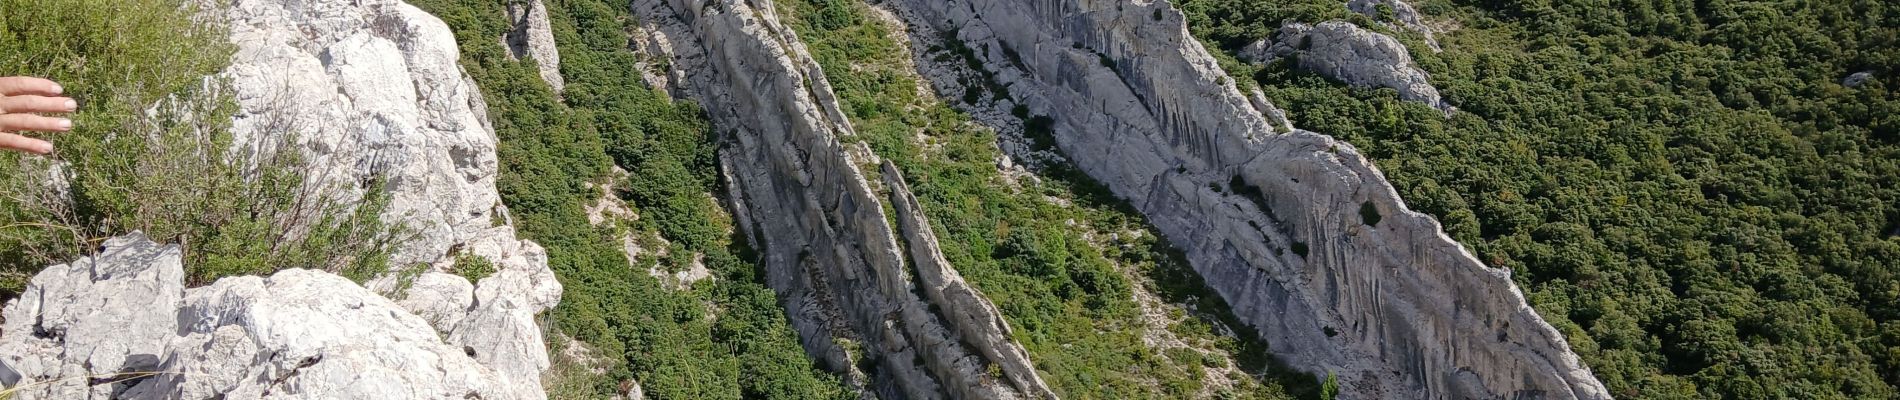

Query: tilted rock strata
[881,0,1606,398]
[505,0,566,93]
[881,161,1057,399]
[210,1,559,398]
[627,0,1051,398]
[0,233,517,399]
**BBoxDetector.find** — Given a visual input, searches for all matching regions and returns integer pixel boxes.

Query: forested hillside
[1181,0,1899,397]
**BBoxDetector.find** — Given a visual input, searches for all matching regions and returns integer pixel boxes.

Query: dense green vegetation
[1181,0,1900,397]
[406,0,846,398]
[778,0,1322,398]
[0,0,398,294]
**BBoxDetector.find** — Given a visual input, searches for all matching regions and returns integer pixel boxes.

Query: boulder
[1844,71,1874,88]
[1271,21,1452,113]
[0,233,516,399]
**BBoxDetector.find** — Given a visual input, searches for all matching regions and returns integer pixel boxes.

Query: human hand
[0,77,76,155]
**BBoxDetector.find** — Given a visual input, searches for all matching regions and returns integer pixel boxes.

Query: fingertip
[50,83,63,95]
[63,98,77,111]
[34,141,53,155]
[57,119,72,131]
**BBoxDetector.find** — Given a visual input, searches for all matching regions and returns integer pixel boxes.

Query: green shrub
[451,253,496,283]
[0,0,399,293]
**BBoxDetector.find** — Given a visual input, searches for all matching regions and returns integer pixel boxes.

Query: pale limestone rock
[505,0,566,92]
[1249,88,1296,133]
[1346,0,1441,51]
[0,234,516,400]
[394,272,476,332]
[209,1,558,397]
[1272,21,1452,113]
[626,0,1054,398]
[880,0,1607,398]
[0,233,184,398]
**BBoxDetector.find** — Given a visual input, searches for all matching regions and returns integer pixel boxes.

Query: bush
[0,0,400,293]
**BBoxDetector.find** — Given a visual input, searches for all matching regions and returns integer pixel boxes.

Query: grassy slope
[1179,0,1900,398]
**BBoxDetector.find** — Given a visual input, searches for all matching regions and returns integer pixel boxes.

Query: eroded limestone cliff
[624,0,1052,398]
[879,0,1608,398]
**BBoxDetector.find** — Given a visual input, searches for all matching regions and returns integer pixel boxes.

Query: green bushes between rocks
[406,0,847,398]
[778,0,1321,398]
[0,0,400,294]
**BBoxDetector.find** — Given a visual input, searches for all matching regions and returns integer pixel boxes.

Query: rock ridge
[626,0,1053,398]
[879,0,1607,398]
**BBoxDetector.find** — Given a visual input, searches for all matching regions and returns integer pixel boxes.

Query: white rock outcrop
[1267,21,1451,113]
[626,0,1053,398]
[0,233,517,399]
[882,0,1606,398]
[210,0,559,398]
[1346,0,1441,51]
[505,0,566,93]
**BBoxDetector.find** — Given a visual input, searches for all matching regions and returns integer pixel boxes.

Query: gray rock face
[880,0,1607,399]
[1271,21,1451,113]
[1346,0,1441,51]
[0,233,517,399]
[506,0,566,93]
[0,233,185,398]
[210,1,559,398]
[1844,71,1874,87]
[626,0,1052,398]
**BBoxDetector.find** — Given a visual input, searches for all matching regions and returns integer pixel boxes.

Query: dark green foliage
[1182,0,1900,397]
[405,0,845,398]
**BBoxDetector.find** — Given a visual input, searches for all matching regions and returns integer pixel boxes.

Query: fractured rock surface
[625,0,1052,398]
[880,0,1607,398]
[207,0,560,397]
[0,233,517,399]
